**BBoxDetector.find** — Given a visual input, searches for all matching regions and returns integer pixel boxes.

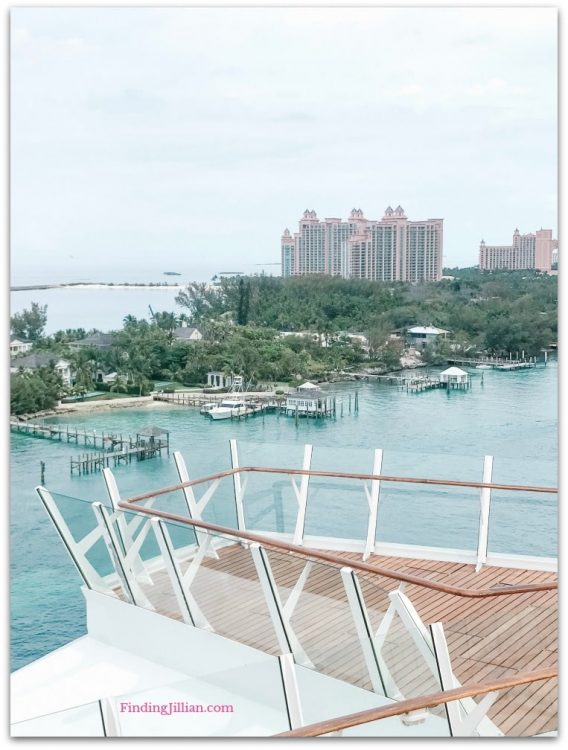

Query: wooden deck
[125,544,557,737]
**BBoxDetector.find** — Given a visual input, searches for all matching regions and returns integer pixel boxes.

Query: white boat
[208,399,248,420]
[199,402,218,415]
[476,364,492,370]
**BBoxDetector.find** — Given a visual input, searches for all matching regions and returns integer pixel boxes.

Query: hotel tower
[281,206,443,282]
[479,229,558,272]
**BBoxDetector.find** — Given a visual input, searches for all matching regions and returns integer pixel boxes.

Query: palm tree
[70,349,96,392]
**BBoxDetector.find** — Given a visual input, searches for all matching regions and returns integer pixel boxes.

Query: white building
[439,367,469,387]
[11,353,73,385]
[173,326,203,343]
[10,337,33,356]
[407,326,449,349]
[285,382,325,415]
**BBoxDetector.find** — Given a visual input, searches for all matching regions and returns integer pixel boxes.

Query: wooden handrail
[124,464,557,505]
[274,667,558,737]
[117,500,558,598]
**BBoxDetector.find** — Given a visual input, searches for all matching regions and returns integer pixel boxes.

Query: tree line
[10,269,557,414]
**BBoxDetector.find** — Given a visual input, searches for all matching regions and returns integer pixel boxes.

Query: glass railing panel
[235,440,309,535]
[376,449,482,552]
[11,701,105,737]
[302,478,369,542]
[488,456,557,558]
[264,548,374,691]
[46,491,116,579]
[155,518,281,655]
[357,575,443,707]
[108,668,291,736]
[11,658,294,737]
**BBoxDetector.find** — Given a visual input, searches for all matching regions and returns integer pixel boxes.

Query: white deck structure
[11,440,557,737]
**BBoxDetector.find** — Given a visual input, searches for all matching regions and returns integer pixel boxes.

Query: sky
[10,6,558,283]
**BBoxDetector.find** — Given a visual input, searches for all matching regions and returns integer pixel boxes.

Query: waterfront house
[285,381,325,415]
[172,326,202,343]
[10,337,33,356]
[10,353,73,385]
[68,332,118,350]
[407,325,449,349]
[440,366,469,387]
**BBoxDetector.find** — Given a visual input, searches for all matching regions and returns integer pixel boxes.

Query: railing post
[340,567,389,697]
[172,450,217,554]
[250,543,312,667]
[476,455,493,572]
[99,698,122,737]
[151,518,196,627]
[172,450,199,518]
[430,622,499,737]
[92,502,154,610]
[103,468,152,584]
[430,622,462,736]
[229,439,246,530]
[35,486,110,593]
[278,653,305,731]
[293,444,313,546]
[363,448,383,561]
[92,502,137,606]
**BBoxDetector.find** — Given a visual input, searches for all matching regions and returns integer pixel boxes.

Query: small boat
[476,364,492,370]
[208,399,248,420]
[199,402,218,415]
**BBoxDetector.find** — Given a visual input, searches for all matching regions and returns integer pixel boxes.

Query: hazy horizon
[11,7,557,282]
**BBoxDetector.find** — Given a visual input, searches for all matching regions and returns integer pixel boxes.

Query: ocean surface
[11,285,184,334]
[10,361,557,671]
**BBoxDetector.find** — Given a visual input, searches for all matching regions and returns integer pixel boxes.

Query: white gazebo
[439,366,469,388]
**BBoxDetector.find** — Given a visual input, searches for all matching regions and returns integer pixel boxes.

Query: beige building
[479,228,558,272]
[282,206,443,282]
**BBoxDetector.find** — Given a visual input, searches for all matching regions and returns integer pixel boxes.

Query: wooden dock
[153,392,286,410]
[447,356,538,371]
[10,419,133,451]
[117,545,556,737]
[70,441,167,475]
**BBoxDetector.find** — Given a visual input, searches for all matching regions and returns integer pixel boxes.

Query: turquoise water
[10,361,557,670]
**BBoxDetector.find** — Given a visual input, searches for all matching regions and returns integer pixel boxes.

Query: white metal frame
[229,439,247,531]
[363,448,383,561]
[92,502,155,610]
[172,452,220,558]
[430,622,499,737]
[277,653,304,731]
[250,543,314,668]
[151,518,213,630]
[388,589,503,737]
[35,485,117,595]
[291,444,312,545]
[340,567,393,697]
[476,455,494,572]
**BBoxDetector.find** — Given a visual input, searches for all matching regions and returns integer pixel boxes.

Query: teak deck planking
[113,543,557,736]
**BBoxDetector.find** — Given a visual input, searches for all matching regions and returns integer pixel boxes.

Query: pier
[153,392,286,411]
[10,419,136,450]
[70,441,167,475]
[11,419,170,475]
[446,355,538,370]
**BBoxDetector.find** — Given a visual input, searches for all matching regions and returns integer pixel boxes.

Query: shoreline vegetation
[10,269,557,417]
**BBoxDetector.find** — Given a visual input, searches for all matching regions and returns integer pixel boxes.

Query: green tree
[11,302,48,342]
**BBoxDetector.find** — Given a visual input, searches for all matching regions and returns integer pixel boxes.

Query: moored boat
[208,399,248,420]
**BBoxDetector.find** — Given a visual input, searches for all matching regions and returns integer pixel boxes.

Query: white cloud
[9,6,557,274]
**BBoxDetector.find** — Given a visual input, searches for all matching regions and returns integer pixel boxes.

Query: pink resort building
[281,206,444,282]
[479,228,558,272]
